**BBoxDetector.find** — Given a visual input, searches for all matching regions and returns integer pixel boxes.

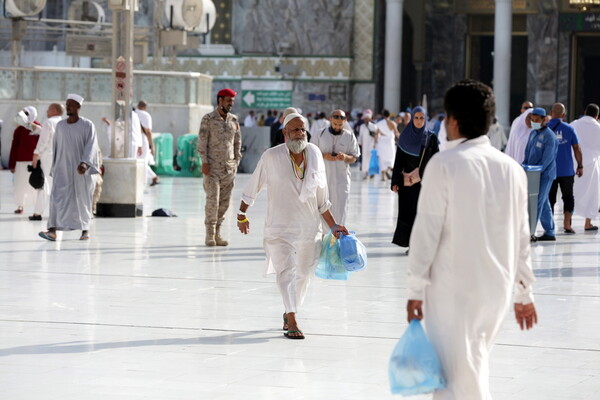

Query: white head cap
[22,106,37,123]
[283,112,306,129]
[362,109,373,120]
[67,93,84,105]
[282,107,298,119]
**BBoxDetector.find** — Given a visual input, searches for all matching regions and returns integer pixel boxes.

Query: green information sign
[241,90,292,109]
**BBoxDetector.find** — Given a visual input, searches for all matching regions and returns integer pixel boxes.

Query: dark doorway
[467,34,528,122]
[572,35,600,118]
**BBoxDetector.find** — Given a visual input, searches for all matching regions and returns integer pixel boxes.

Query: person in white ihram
[135,100,159,186]
[405,80,537,399]
[29,103,64,220]
[237,112,348,340]
[570,103,600,232]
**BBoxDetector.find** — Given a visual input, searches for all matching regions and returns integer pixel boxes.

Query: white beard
[286,138,308,154]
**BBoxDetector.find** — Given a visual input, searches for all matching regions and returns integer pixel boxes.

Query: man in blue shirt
[523,107,559,241]
[547,103,583,234]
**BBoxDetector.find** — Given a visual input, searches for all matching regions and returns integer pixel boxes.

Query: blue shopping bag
[389,320,446,395]
[339,232,367,272]
[368,148,379,175]
[315,230,351,280]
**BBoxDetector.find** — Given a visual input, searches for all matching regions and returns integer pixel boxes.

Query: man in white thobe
[135,101,159,186]
[39,94,100,242]
[357,109,379,178]
[29,103,64,220]
[310,109,360,227]
[309,112,330,139]
[505,108,533,164]
[406,80,537,399]
[237,113,348,340]
[570,103,600,231]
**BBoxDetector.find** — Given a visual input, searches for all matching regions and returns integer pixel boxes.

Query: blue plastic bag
[368,148,379,175]
[389,320,446,395]
[315,230,351,280]
[339,232,367,272]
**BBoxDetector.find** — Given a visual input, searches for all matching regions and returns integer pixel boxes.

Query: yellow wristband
[237,218,249,223]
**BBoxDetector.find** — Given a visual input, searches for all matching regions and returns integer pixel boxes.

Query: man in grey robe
[39,93,100,241]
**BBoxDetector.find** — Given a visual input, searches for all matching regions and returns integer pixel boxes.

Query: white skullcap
[283,112,306,128]
[22,106,37,123]
[67,93,84,105]
[282,107,298,119]
[362,109,373,120]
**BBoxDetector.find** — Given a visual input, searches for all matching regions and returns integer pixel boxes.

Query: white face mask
[531,122,542,130]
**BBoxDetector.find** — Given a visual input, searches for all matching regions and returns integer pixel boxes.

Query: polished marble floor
[0,168,599,400]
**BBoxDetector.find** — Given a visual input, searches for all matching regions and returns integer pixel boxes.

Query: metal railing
[0,66,212,105]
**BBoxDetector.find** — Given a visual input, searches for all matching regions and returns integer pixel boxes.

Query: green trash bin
[152,133,178,176]
[176,133,202,177]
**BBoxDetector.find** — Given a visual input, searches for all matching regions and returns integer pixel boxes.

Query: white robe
[570,116,600,219]
[32,115,62,215]
[375,119,396,170]
[241,143,331,313]
[135,109,157,180]
[505,109,533,164]
[309,119,330,139]
[310,127,360,226]
[358,121,377,174]
[49,118,100,231]
[407,136,535,399]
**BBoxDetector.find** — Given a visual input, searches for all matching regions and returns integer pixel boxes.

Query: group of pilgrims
[8,80,600,398]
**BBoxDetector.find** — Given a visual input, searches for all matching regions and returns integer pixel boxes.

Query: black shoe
[28,215,42,221]
[536,234,556,241]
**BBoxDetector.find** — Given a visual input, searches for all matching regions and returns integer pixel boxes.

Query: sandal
[284,330,305,340]
[80,234,90,240]
[564,228,576,234]
[585,226,598,231]
[282,313,288,330]
[14,207,23,214]
[39,231,56,241]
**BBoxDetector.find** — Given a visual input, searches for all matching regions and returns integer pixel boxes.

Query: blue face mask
[531,122,542,130]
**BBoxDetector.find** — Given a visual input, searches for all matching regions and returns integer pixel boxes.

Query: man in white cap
[357,109,379,179]
[237,112,349,340]
[135,100,159,186]
[29,103,64,221]
[39,94,100,241]
[310,109,360,228]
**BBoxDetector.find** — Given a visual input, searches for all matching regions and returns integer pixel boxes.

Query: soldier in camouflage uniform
[198,88,242,246]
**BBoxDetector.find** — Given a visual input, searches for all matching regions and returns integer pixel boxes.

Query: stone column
[494,0,512,130]
[384,0,404,112]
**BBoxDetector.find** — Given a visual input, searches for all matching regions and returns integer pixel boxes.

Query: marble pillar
[383,0,404,112]
[96,158,146,217]
[494,0,512,130]
[526,1,559,109]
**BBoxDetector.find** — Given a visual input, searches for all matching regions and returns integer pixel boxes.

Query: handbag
[402,137,429,187]
[28,162,45,189]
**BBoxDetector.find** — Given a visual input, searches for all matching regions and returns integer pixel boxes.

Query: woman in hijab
[9,106,40,214]
[391,106,439,252]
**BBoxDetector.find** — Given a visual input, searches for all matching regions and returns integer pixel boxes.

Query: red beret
[217,88,237,98]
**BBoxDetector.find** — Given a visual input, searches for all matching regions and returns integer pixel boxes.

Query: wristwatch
[577,166,583,169]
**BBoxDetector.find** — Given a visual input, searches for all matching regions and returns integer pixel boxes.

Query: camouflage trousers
[203,172,235,227]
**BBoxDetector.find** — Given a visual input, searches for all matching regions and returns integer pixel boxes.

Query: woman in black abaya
[391,107,439,252]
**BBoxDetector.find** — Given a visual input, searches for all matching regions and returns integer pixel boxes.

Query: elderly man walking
[198,88,242,246]
[571,104,600,231]
[237,112,348,340]
[310,109,360,227]
[29,103,64,221]
[406,80,537,399]
[39,94,100,241]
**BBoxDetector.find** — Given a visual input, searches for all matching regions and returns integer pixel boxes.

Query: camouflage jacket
[198,109,242,175]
